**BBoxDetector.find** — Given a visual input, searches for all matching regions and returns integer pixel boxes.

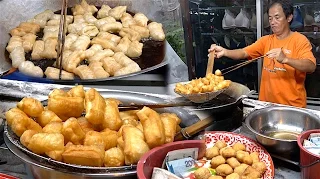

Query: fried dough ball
[208,175,223,179]
[226,157,241,169]
[240,166,262,179]
[221,147,236,158]
[232,142,246,152]
[215,69,222,76]
[250,152,260,163]
[243,155,253,165]
[219,147,227,155]
[194,167,212,179]
[233,163,249,175]
[210,155,226,169]
[226,172,240,179]
[252,162,267,174]
[215,164,233,176]
[236,150,249,162]
[214,140,227,149]
[206,146,219,159]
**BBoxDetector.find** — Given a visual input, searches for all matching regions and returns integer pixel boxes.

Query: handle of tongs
[56,0,68,80]
[221,55,267,75]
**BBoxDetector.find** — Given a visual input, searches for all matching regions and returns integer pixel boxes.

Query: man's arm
[282,58,316,73]
[224,49,249,60]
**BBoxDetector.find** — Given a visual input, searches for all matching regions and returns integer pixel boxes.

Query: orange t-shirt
[244,32,316,107]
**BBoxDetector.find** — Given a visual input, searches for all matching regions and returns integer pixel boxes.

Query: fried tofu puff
[214,140,227,149]
[250,152,260,164]
[17,97,44,118]
[252,162,267,175]
[233,163,249,175]
[210,155,226,169]
[215,164,233,177]
[240,166,262,179]
[232,142,246,152]
[206,146,219,159]
[226,157,241,169]
[208,175,223,179]
[236,150,249,163]
[226,172,240,179]
[221,147,236,158]
[104,147,125,167]
[194,167,212,179]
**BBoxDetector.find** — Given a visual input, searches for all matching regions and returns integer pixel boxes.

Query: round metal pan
[4,89,200,177]
[0,0,168,84]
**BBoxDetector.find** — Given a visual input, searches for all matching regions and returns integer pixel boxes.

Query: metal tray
[0,0,169,83]
[4,89,200,174]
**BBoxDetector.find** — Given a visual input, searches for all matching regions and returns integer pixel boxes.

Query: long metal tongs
[56,0,69,80]
[221,54,267,75]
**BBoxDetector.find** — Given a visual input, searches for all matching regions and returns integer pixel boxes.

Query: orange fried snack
[5,108,42,137]
[17,97,44,118]
[62,143,105,167]
[84,88,106,125]
[137,107,165,148]
[48,95,84,121]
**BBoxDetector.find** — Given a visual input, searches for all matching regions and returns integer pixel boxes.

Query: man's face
[268,4,293,35]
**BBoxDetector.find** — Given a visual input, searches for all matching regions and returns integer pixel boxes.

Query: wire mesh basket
[174,81,228,103]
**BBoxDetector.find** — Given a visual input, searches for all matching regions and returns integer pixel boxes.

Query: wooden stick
[206,50,215,76]
[174,116,214,141]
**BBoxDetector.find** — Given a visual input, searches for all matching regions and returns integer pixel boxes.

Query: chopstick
[56,0,68,80]
[221,55,267,75]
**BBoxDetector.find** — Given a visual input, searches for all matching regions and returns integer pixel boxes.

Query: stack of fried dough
[175,70,231,95]
[5,85,182,167]
[194,140,267,179]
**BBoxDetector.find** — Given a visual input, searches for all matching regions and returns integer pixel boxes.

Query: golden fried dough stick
[37,110,62,127]
[5,108,42,137]
[160,113,177,144]
[27,133,65,161]
[122,126,149,165]
[48,96,84,121]
[83,131,106,150]
[136,107,165,148]
[67,85,85,98]
[17,97,44,118]
[62,117,86,145]
[102,99,122,131]
[101,128,118,151]
[104,147,125,167]
[62,143,104,167]
[85,88,106,125]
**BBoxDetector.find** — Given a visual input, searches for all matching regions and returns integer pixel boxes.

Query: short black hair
[268,0,294,18]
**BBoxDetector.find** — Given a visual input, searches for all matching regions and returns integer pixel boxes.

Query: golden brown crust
[136,107,165,148]
[48,95,84,121]
[17,97,44,118]
[84,88,106,125]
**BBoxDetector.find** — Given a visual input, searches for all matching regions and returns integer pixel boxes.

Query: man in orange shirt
[209,0,316,107]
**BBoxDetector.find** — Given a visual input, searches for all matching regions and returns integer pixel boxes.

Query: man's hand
[208,44,226,58]
[266,48,287,63]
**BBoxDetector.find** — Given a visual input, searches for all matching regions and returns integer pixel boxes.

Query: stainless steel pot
[245,106,320,155]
